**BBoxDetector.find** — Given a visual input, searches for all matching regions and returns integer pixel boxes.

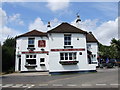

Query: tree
[110,38,120,59]
[98,38,120,60]
[2,37,16,72]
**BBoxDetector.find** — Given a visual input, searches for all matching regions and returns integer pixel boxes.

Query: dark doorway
[18,58,21,71]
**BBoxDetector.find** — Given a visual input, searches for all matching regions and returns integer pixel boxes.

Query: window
[26,55,36,65]
[87,44,91,50]
[64,34,71,45]
[60,53,64,60]
[88,54,97,64]
[92,54,96,61]
[40,58,45,62]
[28,38,35,48]
[40,58,45,66]
[60,52,77,61]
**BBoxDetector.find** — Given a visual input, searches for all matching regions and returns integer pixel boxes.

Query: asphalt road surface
[1,67,119,89]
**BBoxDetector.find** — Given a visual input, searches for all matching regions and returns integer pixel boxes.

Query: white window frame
[26,54,36,65]
[60,52,77,61]
[64,34,71,46]
[28,38,35,48]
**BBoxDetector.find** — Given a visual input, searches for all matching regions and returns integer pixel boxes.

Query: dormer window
[28,38,35,48]
[64,34,71,46]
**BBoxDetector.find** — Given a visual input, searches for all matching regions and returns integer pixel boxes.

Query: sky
[0,1,118,45]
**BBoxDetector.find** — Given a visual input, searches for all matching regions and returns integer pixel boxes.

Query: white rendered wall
[48,33,96,72]
[87,43,98,66]
[15,36,49,72]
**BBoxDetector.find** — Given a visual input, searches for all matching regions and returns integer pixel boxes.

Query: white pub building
[15,18,98,74]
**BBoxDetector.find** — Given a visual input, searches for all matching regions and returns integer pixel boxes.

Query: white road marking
[0,84,2,86]
[96,84,106,86]
[12,84,23,88]
[39,84,48,86]
[2,84,13,87]
[67,84,77,86]
[22,85,28,88]
[22,84,33,88]
[28,84,35,88]
[110,84,120,86]
[81,84,92,86]
[53,84,63,86]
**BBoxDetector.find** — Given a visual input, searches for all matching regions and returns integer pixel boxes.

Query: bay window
[59,52,78,65]
[25,54,37,67]
[60,52,77,61]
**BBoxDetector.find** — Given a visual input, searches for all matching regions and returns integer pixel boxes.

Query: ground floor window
[26,54,36,65]
[40,58,45,66]
[40,58,45,62]
[26,59,36,64]
[88,54,97,64]
[60,52,77,61]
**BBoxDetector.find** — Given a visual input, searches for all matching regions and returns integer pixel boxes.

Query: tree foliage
[98,38,120,59]
[2,37,15,72]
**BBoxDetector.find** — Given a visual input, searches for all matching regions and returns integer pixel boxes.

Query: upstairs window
[64,34,71,45]
[87,44,91,50]
[28,38,35,48]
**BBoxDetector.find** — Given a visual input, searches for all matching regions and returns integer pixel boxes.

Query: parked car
[98,58,120,68]
[109,59,117,66]
[106,59,120,68]
[116,59,120,67]
[98,60,106,68]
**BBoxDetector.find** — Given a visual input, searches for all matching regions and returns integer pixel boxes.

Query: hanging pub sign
[38,40,46,47]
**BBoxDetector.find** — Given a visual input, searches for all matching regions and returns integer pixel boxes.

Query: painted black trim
[49,70,97,75]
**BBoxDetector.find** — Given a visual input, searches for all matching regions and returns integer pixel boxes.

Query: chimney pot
[89,32,92,34]
[76,15,81,23]
[47,22,51,27]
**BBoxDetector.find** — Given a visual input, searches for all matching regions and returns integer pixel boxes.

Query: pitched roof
[16,30,47,38]
[86,32,98,43]
[16,23,98,43]
[47,22,87,34]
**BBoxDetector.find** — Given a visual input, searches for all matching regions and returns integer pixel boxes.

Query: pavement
[2,71,49,76]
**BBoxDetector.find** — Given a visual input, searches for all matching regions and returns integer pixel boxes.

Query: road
[1,67,119,89]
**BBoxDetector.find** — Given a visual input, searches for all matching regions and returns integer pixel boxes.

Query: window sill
[64,46,73,48]
[40,64,45,66]
[27,47,35,50]
[59,61,79,65]
[25,64,37,67]
[91,62,97,64]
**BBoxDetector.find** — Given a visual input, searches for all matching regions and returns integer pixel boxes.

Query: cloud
[29,17,47,31]
[0,26,22,45]
[50,18,61,28]
[2,26,21,38]
[0,8,7,28]
[46,0,70,12]
[0,8,23,45]
[94,18,118,45]
[71,17,118,46]
[28,17,61,32]
[71,19,99,31]
[8,13,24,25]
